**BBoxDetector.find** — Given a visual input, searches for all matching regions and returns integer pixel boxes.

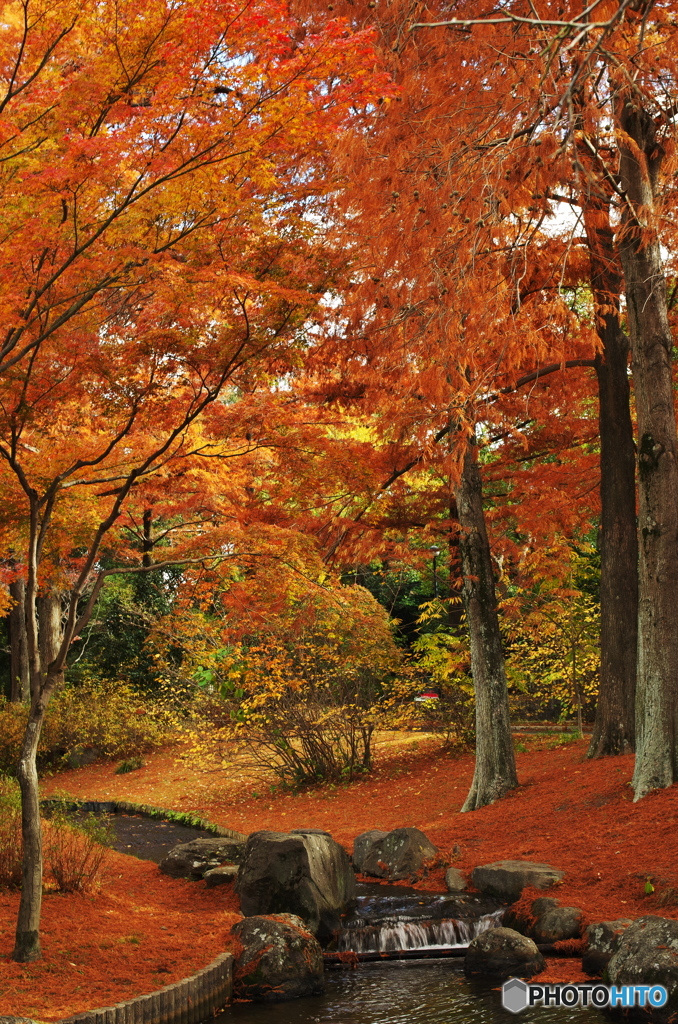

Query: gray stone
[360,827,439,881]
[232,914,324,1002]
[445,867,467,892]
[235,830,356,939]
[504,896,581,942]
[471,860,565,902]
[0,1018,39,1024]
[582,919,634,976]
[204,864,239,887]
[464,926,545,979]
[352,830,388,873]
[532,905,582,943]
[607,916,678,1017]
[159,834,248,879]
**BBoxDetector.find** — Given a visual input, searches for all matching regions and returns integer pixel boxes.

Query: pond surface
[217,960,606,1024]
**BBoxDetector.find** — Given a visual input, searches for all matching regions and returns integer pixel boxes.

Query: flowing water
[85,816,606,1024]
[220,884,606,1024]
[335,884,505,952]
[216,960,606,1024]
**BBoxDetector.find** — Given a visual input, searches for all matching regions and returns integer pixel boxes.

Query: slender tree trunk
[617,100,678,800]
[142,508,154,567]
[9,579,29,703]
[14,692,47,961]
[573,82,638,758]
[588,316,638,757]
[37,590,62,674]
[456,435,518,812]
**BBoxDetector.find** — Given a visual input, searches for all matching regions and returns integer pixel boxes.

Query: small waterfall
[338,909,503,953]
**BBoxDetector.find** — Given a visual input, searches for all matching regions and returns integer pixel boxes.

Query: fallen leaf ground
[2,732,677,1018]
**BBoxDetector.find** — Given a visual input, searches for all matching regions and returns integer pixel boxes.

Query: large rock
[359,827,439,881]
[582,918,634,976]
[159,833,248,879]
[353,830,388,873]
[232,914,324,1002]
[505,896,582,942]
[204,864,239,887]
[607,916,678,1018]
[445,867,467,892]
[235,830,356,938]
[464,926,545,979]
[471,860,565,902]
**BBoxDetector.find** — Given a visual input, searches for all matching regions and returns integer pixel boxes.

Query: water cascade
[335,884,505,954]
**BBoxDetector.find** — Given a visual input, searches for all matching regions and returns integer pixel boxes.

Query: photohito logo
[501,978,668,1014]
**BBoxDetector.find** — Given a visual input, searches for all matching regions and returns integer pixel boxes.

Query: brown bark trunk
[37,590,62,675]
[455,435,518,812]
[587,319,638,756]
[142,508,153,567]
[579,200,638,757]
[617,100,678,799]
[13,693,46,961]
[9,579,29,703]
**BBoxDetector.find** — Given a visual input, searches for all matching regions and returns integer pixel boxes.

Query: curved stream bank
[67,806,607,1024]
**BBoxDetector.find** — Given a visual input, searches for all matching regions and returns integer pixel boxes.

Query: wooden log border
[59,951,233,1024]
[38,798,238,1024]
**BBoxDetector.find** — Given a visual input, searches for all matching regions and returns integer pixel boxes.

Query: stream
[97,812,606,1024]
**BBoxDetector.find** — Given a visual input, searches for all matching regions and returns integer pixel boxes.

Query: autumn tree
[0,0,384,961]
[402,0,678,795]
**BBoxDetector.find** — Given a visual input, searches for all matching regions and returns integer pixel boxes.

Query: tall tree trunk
[37,590,62,674]
[456,435,518,812]
[9,579,29,703]
[617,100,678,800]
[142,508,154,567]
[580,202,638,757]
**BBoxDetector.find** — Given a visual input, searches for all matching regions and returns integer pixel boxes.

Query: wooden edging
[59,951,233,1024]
[40,797,237,1023]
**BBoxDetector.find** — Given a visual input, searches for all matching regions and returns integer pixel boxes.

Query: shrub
[0,679,178,775]
[0,776,22,888]
[181,585,402,788]
[115,756,145,774]
[43,803,113,894]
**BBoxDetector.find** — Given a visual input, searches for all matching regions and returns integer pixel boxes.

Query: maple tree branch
[410,0,635,33]
[498,359,597,396]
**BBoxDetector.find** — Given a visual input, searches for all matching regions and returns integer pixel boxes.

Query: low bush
[43,802,113,894]
[0,776,22,888]
[0,679,178,775]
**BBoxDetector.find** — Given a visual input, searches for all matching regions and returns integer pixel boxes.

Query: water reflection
[217,961,605,1024]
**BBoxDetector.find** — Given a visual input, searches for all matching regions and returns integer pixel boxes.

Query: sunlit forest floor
[1,734,677,1019]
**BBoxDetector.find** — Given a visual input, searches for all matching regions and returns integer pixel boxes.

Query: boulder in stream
[358,827,439,881]
[235,829,356,938]
[232,914,324,1002]
[471,860,564,902]
[464,926,545,979]
[505,895,582,942]
[159,833,248,879]
[582,918,633,976]
[607,916,678,1019]
[353,830,388,873]
[204,863,239,887]
[445,867,467,892]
